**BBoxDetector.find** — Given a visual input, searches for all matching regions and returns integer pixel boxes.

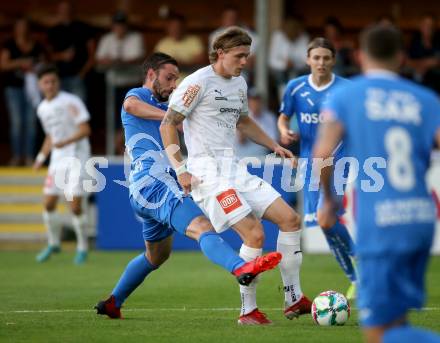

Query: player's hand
[33,160,43,170]
[280,129,299,146]
[273,144,294,158]
[177,171,201,195]
[273,144,298,168]
[53,140,68,149]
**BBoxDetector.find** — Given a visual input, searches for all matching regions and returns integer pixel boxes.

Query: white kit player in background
[161,27,312,325]
[33,64,91,265]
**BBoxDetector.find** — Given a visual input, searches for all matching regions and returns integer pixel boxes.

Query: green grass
[1,251,439,343]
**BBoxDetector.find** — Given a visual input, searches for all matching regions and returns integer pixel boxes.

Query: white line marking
[1,307,439,314]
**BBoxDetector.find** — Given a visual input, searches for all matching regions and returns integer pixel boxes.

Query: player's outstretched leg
[95,237,171,319]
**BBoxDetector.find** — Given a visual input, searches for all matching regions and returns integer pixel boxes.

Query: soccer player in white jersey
[161,27,311,325]
[33,64,91,264]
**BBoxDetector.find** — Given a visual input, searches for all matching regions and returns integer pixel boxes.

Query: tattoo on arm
[162,109,185,126]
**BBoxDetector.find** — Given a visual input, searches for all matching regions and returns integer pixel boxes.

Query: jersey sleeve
[240,80,249,116]
[69,95,90,125]
[168,76,204,117]
[279,82,295,117]
[124,88,145,102]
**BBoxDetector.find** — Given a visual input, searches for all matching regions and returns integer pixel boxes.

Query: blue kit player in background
[95,52,281,319]
[278,37,357,299]
[315,25,440,343]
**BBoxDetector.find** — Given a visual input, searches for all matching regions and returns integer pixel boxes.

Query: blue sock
[323,221,357,282]
[384,325,440,343]
[198,232,245,273]
[112,253,157,307]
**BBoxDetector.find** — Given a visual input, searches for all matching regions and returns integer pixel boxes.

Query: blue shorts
[129,178,204,242]
[357,248,430,327]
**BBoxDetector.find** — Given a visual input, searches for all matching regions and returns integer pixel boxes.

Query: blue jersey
[324,71,440,254]
[121,87,176,198]
[280,74,349,226]
[280,74,349,186]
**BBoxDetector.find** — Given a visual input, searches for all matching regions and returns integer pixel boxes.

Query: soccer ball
[311,290,350,326]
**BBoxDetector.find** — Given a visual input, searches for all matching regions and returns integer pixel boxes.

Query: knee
[317,211,336,230]
[44,203,57,212]
[243,221,265,248]
[71,208,82,216]
[278,210,301,232]
[185,216,214,241]
[146,250,170,267]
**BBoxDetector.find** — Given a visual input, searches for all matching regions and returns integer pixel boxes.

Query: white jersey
[169,65,248,162]
[37,91,91,167]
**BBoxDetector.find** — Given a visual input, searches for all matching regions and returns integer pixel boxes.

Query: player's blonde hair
[209,26,252,63]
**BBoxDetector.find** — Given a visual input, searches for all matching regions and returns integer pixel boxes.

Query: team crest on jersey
[216,189,242,214]
[182,84,201,107]
[238,89,245,104]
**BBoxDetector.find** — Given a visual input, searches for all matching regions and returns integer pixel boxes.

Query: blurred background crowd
[0,0,439,165]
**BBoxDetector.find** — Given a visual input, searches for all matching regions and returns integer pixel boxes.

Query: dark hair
[324,17,343,33]
[167,12,185,23]
[307,37,336,56]
[360,25,403,61]
[142,52,178,75]
[209,26,252,63]
[36,64,59,79]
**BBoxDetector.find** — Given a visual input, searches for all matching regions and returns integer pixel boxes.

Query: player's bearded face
[152,64,179,102]
[307,47,335,77]
[221,45,250,77]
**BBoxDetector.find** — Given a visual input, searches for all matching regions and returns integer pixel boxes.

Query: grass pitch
[1,250,439,343]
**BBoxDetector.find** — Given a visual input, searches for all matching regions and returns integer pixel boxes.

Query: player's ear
[396,51,405,69]
[146,68,155,82]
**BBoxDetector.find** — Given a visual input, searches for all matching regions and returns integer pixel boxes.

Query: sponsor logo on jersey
[300,112,325,124]
[182,84,201,107]
[216,189,242,214]
[220,108,241,114]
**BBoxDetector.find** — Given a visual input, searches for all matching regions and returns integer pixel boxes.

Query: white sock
[239,244,262,316]
[43,211,60,247]
[277,230,303,307]
[72,214,88,252]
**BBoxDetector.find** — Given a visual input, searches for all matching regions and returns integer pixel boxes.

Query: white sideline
[1,307,439,314]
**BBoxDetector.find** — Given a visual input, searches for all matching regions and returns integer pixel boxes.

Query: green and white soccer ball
[312,290,350,326]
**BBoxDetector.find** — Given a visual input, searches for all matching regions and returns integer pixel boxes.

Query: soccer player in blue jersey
[95,52,281,319]
[278,37,357,298]
[315,25,440,343]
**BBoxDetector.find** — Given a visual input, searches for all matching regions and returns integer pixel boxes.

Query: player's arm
[237,115,294,160]
[33,135,52,170]
[278,113,299,146]
[53,122,91,149]
[123,96,166,120]
[160,109,198,194]
[313,114,345,223]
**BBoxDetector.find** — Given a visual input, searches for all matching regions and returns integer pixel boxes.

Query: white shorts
[190,162,280,233]
[44,162,88,199]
